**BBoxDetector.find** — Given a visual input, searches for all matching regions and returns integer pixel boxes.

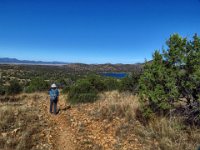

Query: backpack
[50,89,57,101]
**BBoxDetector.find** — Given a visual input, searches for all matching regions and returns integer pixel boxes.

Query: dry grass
[1,91,200,150]
[0,93,50,150]
[0,106,15,131]
[93,91,139,122]
[133,116,200,150]
[90,91,200,150]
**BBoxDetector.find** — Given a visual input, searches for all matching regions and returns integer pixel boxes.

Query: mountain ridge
[0,57,144,72]
[0,57,69,65]
[0,57,143,65]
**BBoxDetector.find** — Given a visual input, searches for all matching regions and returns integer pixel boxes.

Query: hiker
[49,83,59,115]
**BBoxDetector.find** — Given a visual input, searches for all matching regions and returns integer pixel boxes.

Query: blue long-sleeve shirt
[49,89,59,98]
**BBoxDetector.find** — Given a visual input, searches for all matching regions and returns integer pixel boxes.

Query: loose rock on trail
[39,94,76,150]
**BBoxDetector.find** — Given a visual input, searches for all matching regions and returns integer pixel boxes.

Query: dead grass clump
[16,125,39,150]
[0,96,21,103]
[0,93,49,150]
[0,106,18,149]
[133,117,200,150]
[115,123,135,139]
[93,91,139,122]
[0,106,15,131]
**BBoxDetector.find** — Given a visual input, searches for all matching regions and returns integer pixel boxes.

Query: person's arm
[57,89,59,102]
[48,90,51,96]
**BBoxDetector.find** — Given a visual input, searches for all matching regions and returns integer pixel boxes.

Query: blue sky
[0,0,200,64]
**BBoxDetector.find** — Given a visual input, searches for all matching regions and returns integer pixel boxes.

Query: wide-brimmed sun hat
[51,83,57,88]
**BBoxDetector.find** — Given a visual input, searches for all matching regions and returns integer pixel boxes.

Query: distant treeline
[0,62,142,73]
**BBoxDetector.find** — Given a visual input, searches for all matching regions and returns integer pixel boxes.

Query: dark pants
[50,99,57,114]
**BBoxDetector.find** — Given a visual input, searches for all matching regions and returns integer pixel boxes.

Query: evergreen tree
[139,33,200,124]
[139,51,178,117]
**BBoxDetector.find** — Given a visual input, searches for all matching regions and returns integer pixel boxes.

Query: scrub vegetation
[0,33,200,149]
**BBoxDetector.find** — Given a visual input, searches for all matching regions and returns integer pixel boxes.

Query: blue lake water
[101,73,128,78]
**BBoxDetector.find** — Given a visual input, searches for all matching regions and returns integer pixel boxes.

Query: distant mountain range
[0,57,144,72]
[0,58,69,65]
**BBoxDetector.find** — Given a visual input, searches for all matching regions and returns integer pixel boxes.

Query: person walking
[49,83,59,115]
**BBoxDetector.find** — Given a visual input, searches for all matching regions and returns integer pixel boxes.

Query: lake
[101,72,128,78]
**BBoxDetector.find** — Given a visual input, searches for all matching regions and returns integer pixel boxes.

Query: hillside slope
[1,92,199,150]
[65,63,142,72]
[0,92,143,150]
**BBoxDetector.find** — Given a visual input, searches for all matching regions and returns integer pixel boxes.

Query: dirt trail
[40,94,76,150]
[1,92,143,150]
[38,93,143,150]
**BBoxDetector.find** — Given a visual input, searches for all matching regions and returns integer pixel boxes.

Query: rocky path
[39,94,76,150]
[38,93,143,150]
[66,103,143,150]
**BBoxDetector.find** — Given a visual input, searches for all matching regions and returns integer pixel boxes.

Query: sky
[0,0,200,64]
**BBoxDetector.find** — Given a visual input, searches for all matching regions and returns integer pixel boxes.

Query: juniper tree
[187,34,200,105]
[164,34,200,107]
[139,50,178,117]
[139,33,200,124]
[184,34,200,124]
[163,34,187,103]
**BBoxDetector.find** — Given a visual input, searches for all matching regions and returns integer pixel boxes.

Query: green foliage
[26,78,49,93]
[119,72,140,93]
[104,77,120,91]
[61,78,74,94]
[0,86,6,95]
[139,33,200,123]
[68,79,98,104]
[87,74,106,92]
[164,34,200,112]
[62,86,70,94]
[67,74,120,103]
[139,51,179,116]
[0,79,3,85]
[86,74,121,91]
[7,80,22,95]
[0,78,6,95]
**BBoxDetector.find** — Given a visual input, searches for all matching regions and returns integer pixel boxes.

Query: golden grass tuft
[93,91,139,121]
[0,93,49,150]
[0,106,15,131]
[133,117,200,150]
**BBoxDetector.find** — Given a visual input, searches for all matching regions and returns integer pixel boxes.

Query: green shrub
[7,80,22,95]
[87,74,106,92]
[68,79,98,104]
[25,78,49,93]
[0,79,3,85]
[62,85,71,94]
[104,77,119,91]
[0,86,6,95]
[68,75,120,104]
[119,72,140,93]
[61,78,74,94]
